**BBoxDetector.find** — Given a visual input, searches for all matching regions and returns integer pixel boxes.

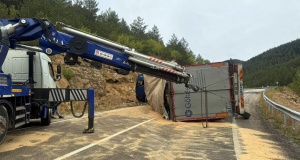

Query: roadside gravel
[236,92,300,160]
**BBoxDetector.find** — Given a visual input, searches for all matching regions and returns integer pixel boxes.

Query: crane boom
[0,18,198,89]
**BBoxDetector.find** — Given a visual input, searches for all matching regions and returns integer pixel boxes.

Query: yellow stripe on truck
[216,112,229,118]
[12,89,22,92]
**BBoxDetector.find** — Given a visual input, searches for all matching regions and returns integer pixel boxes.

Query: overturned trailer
[143,61,250,121]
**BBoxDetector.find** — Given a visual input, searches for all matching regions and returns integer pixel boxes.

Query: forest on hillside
[0,0,209,65]
[3,0,300,95]
[243,39,300,91]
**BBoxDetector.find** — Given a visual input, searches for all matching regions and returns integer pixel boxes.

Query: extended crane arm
[0,18,69,71]
[0,18,197,89]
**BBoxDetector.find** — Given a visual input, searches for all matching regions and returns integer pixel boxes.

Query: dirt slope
[50,54,138,113]
[266,87,300,112]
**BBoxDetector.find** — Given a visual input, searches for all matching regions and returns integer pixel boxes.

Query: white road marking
[54,118,156,160]
[244,89,265,93]
[244,93,250,100]
[232,118,242,160]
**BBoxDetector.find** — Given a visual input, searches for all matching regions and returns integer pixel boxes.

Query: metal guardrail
[263,90,300,132]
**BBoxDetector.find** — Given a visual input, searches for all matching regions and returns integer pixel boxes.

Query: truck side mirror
[56,65,62,81]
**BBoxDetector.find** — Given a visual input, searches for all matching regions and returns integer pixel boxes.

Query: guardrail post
[271,103,274,116]
[295,120,299,133]
[283,113,286,127]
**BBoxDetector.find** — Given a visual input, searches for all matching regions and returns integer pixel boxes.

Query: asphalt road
[0,91,299,160]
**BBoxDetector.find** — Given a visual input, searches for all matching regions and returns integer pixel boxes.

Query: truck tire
[0,105,8,144]
[41,108,51,126]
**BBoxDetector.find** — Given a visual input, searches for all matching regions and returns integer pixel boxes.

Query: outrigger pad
[241,112,251,119]
[83,128,94,133]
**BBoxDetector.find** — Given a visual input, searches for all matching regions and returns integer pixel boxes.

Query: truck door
[40,57,56,88]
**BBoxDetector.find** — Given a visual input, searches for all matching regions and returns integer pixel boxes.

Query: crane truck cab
[2,49,58,88]
[0,49,62,144]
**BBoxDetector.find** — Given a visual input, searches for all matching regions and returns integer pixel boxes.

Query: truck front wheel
[0,105,8,144]
[41,108,51,126]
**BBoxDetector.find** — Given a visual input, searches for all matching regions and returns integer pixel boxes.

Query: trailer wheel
[0,105,8,144]
[41,108,51,126]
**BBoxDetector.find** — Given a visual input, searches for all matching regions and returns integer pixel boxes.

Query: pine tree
[83,0,99,21]
[147,25,163,44]
[0,3,8,18]
[130,16,147,40]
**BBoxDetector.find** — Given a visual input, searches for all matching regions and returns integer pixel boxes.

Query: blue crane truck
[0,48,96,144]
[0,18,197,144]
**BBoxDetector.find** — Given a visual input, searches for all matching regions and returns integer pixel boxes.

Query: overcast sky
[96,0,300,62]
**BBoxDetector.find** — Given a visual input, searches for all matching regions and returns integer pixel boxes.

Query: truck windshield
[48,62,55,80]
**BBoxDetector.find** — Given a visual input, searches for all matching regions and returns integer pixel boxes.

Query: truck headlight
[0,77,8,86]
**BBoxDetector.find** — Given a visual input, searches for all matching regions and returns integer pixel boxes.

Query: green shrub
[62,68,75,80]
[288,70,300,96]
